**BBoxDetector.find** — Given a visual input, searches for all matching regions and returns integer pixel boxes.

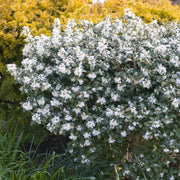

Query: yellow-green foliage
[63,0,180,23]
[0,0,67,64]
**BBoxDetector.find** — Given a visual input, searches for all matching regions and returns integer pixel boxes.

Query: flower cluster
[7,10,180,179]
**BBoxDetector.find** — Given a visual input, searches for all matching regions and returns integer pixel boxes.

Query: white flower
[37,97,45,106]
[37,74,46,81]
[176,78,180,86]
[22,26,31,36]
[42,82,51,91]
[58,63,68,74]
[73,108,81,115]
[126,77,131,83]
[114,77,121,83]
[62,123,71,131]
[60,89,72,99]
[47,123,55,133]
[124,8,136,18]
[170,56,179,67]
[136,176,140,180]
[130,107,137,115]
[52,90,59,97]
[50,99,61,106]
[45,67,53,75]
[83,91,89,98]
[154,45,167,57]
[32,113,41,123]
[97,38,107,53]
[164,148,170,153]
[7,64,17,76]
[87,72,96,79]
[123,169,130,175]
[76,125,82,131]
[160,173,164,177]
[106,108,114,117]
[173,149,179,153]
[111,93,119,101]
[77,51,85,61]
[110,119,118,129]
[83,132,91,139]
[101,77,109,84]
[78,79,84,85]
[86,121,95,129]
[92,129,100,136]
[53,18,61,29]
[88,56,96,67]
[152,120,160,128]
[72,86,80,92]
[84,139,91,146]
[148,95,156,104]
[117,84,125,91]
[65,115,72,121]
[170,139,174,145]
[166,161,170,166]
[81,158,90,164]
[172,98,179,108]
[69,133,77,140]
[121,131,127,137]
[143,131,151,140]
[140,154,144,158]
[157,64,166,75]
[58,48,66,58]
[81,113,88,120]
[96,117,104,123]
[74,64,83,77]
[108,136,115,143]
[142,79,151,89]
[128,125,135,131]
[22,102,33,111]
[96,97,106,105]
[77,102,85,108]
[170,176,175,180]
[69,149,73,154]
[51,116,60,125]
[31,81,40,90]
[36,64,44,71]
[23,76,31,84]
[141,67,149,76]
[133,121,139,126]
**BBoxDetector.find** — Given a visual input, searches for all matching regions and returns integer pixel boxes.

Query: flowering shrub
[1,0,180,121]
[7,10,180,179]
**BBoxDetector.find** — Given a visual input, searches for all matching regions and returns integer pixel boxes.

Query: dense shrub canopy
[7,10,180,179]
[1,0,180,121]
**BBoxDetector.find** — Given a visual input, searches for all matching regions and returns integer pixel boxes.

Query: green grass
[0,119,95,180]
